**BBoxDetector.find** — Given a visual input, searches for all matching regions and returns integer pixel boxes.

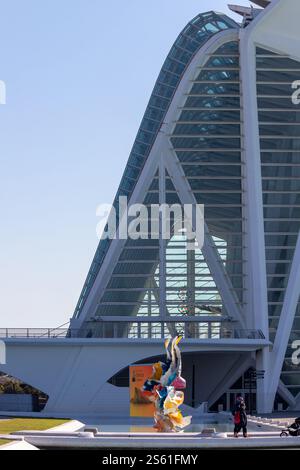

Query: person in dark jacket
[232,394,248,438]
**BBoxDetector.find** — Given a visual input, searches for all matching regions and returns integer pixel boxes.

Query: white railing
[0,323,265,340]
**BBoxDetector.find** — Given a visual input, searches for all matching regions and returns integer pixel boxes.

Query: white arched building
[1,0,300,415]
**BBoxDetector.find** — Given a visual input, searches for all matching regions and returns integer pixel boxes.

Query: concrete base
[1,416,298,449]
[0,339,270,415]
[9,432,300,449]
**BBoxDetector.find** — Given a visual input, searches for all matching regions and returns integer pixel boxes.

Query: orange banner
[129,365,155,417]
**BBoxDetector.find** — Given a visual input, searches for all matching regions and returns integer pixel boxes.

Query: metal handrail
[0,324,266,340]
[37,321,70,338]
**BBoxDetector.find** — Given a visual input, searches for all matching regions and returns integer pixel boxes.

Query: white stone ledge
[12,434,300,449]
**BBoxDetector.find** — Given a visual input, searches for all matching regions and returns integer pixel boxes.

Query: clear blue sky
[0,0,250,327]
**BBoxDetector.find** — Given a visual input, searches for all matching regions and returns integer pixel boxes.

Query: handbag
[234,411,241,425]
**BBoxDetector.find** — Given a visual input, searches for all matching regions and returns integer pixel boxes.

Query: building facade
[68,0,300,413]
[2,0,300,415]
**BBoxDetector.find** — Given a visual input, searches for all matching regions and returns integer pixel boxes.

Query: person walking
[232,394,248,438]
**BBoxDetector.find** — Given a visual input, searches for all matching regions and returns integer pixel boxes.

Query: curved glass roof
[74,11,239,319]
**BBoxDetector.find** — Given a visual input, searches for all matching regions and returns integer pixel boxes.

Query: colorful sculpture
[141,336,192,432]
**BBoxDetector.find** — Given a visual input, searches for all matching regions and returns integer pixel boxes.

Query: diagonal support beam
[294,393,300,411]
[71,134,164,329]
[164,141,246,330]
[250,0,270,7]
[207,354,254,408]
[278,380,297,410]
[158,152,167,319]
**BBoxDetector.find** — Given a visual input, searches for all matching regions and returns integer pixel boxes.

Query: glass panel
[258,97,300,110]
[194,193,242,205]
[180,110,241,122]
[171,137,241,149]
[182,164,241,177]
[197,69,239,81]
[257,70,300,82]
[174,123,240,136]
[189,179,241,191]
[204,55,239,68]
[260,125,300,138]
[185,96,240,108]
[259,110,300,123]
[190,82,240,95]
[257,56,300,69]
[177,151,241,163]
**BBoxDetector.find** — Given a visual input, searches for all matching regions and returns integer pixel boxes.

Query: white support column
[239,29,269,337]
[164,140,246,330]
[159,153,167,319]
[268,231,300,411]
[239,26,270,413]
[255,348,270,413]
[187,245,196,317]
